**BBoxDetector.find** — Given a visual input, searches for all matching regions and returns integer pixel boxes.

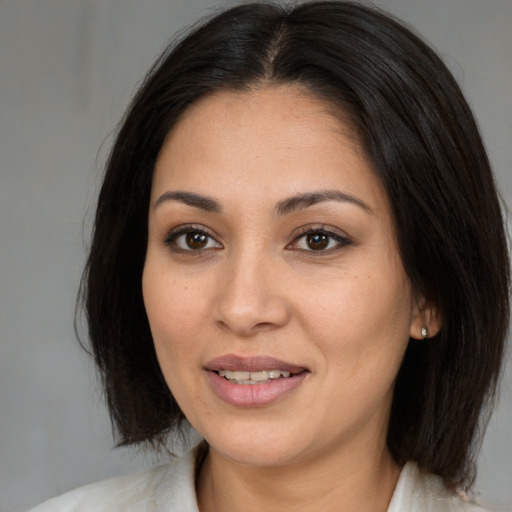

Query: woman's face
[143,86,424,468]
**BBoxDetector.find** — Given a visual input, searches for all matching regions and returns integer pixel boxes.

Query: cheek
[142,263,207,374]
[306,271,413,429]
[143,253,212,330]
[143,277,184,341]
[142,267,209,410]
[300,264,414,372]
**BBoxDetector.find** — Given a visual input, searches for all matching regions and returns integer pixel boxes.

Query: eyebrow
[153,189,373,215]
[154,191,222,213]
[275,190,373,216]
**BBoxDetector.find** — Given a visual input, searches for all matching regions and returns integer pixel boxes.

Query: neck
[196,438,401,512]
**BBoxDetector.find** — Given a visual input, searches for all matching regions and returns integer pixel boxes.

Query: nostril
[254,322,273,330]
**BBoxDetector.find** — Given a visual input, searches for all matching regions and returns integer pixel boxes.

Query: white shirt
[28,446,493,512]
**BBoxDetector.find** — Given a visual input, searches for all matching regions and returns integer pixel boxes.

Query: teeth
[229,371,250,380]
[249,371,269,381]
[218,369,293,383]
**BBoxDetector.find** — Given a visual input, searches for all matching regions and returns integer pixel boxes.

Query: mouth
[205,354,307,379]
[204,354,309,406]
[216,369,300,385]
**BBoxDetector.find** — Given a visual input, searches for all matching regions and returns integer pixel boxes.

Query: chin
[216,441,304,468]
[198,420,317,468]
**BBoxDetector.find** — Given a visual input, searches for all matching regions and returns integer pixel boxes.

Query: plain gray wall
[1,1,511,511]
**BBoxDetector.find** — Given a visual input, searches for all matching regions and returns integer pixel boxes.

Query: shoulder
[27,447,200,512]
[388,462,500,512]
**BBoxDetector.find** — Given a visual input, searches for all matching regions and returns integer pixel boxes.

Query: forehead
[163,84,357,153]
[152,85,385,212]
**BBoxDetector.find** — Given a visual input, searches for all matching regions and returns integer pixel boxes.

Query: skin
[142,85,439,512]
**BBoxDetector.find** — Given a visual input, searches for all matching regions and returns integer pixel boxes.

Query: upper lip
[205,354,307,374]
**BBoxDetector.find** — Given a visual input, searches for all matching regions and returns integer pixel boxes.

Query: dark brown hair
[80,1,510,490]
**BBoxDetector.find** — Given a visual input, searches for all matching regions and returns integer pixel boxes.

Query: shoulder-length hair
[81,1,510,490]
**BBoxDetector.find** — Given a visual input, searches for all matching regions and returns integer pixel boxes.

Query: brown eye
[165,227,222,252]
[306,233,329,250]
[290,228,351,253]
[186,232,208,250]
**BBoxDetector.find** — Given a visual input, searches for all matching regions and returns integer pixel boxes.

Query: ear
[410,295,442,340]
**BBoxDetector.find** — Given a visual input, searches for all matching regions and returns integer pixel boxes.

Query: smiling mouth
[217,369,299,385]
[206,356,308,406]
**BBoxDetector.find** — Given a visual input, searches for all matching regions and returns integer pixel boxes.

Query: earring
[421,326,429,339]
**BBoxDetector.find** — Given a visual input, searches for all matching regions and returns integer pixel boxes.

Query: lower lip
[206,371,307,407]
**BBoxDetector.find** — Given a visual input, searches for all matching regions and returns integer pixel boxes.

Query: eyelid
[161,223,351,254]
[287,225,352,252]
[163,224,223,252]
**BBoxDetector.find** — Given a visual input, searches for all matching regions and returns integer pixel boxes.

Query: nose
[214,250,291,336]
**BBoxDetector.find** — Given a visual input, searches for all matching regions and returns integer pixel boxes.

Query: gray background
[0,1,510,511]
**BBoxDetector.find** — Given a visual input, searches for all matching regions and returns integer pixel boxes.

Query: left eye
[292,231,349,252]
[167,230,222,251]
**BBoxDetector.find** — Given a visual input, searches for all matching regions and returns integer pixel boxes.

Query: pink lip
[204,354,308,408]
[205,354,306,373]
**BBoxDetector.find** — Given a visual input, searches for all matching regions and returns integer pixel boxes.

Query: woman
[30,1,510,511]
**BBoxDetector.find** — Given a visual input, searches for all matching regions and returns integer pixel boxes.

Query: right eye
[165,227,222,252]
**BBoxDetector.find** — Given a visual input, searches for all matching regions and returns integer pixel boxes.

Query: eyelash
[288,226,352,253]
[164,224,222,254]
[163,225,352,254]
